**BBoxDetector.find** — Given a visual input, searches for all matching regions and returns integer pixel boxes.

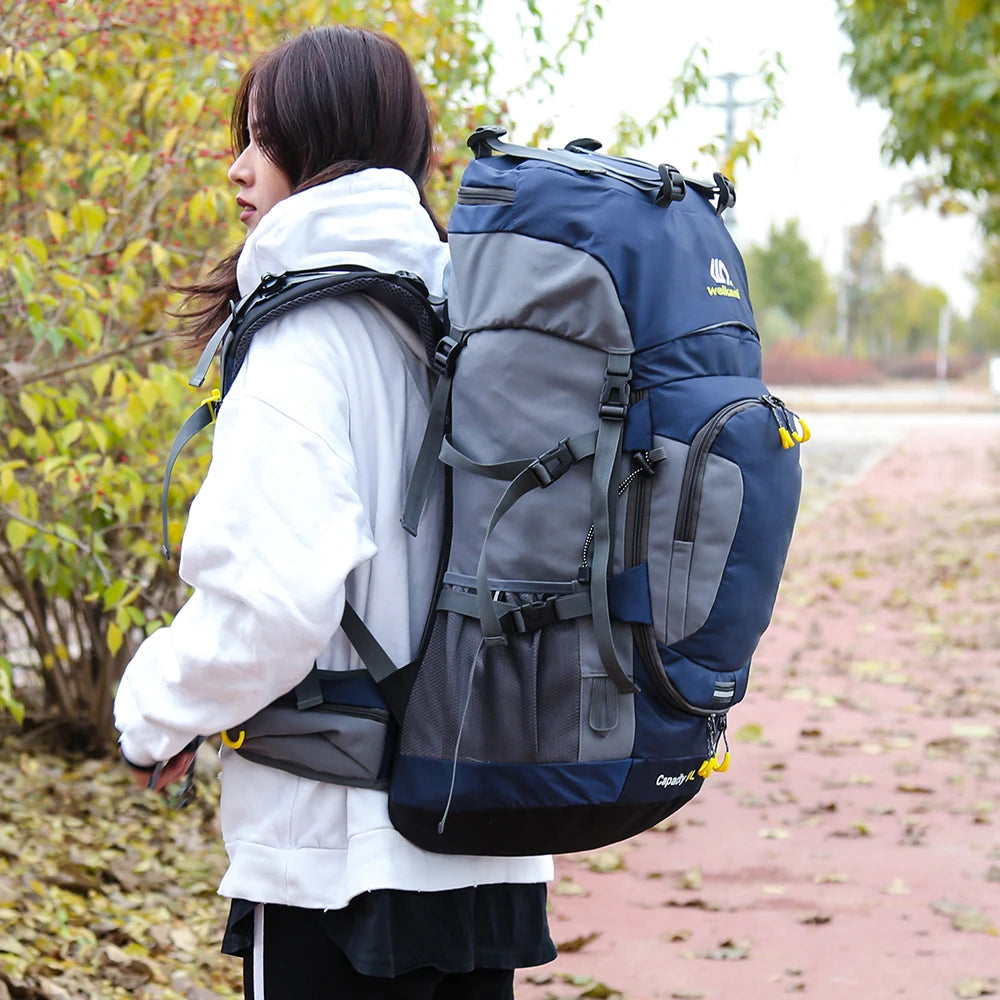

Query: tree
[0,0,601,752]
[837,0,1000,234]
[870,267,948,357]
[840,205,885,353]
[1,0,785,753]
[743,219,829,331]
[6,0,749,752]
[963,240,1000,352]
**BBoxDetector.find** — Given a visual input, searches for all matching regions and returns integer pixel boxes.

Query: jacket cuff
[118,741,157,773]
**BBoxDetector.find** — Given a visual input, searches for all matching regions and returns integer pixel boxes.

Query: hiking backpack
[163,127,806,856]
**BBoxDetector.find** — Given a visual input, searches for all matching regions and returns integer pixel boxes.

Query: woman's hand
[122,738,202,802]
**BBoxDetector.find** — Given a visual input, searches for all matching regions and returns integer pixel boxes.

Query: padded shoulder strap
[219,267,444,395]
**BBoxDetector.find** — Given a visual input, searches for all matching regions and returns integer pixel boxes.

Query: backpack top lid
[448,136,757,357]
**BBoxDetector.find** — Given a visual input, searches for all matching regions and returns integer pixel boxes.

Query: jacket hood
[236,167,450,300]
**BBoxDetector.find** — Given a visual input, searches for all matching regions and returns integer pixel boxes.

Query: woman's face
[227,113,292,234]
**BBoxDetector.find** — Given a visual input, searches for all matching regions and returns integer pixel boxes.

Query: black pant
[243,903,515,1000]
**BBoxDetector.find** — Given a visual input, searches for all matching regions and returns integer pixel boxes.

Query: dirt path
[517,422,1000,1000]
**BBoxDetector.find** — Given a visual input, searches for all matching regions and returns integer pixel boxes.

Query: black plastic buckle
[395,270,428,295]
[508,598,559,635]
[655,164,686,206]
[713,171,736,216]
[467,125,507,157]
[565,137,602,153]
[633,451,655,477]
[599,373,631,420]
[531,437,575,487]
[259,272,286,298]
[433,335,460,374]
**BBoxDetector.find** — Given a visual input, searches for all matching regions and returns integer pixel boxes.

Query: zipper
[630,396,769,715]
[674,397,761,543]
[456,185,516,205]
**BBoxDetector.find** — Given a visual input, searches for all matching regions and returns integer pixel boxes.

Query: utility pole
[703,72,762,235]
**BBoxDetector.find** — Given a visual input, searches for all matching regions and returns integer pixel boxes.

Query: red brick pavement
[517,423,1000,1000]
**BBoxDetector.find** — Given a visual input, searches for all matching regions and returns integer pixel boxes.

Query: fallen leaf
[931,900,998,935]
[556,931,601,953]
[582,850,626,873]
[813,871,849,884]
[663,929,693,943]
[696,937,751,961]
[674,866,702,890]
[954,977,999,998]
[553,876,589,897]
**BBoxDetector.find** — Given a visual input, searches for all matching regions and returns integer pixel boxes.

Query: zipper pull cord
[437,636,486,835]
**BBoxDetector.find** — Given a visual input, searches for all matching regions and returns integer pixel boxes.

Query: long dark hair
[178,26,445,347]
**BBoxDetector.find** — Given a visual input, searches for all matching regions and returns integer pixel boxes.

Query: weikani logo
[710,257,733,286]
[656,770,697,788]
[707,257,741,299]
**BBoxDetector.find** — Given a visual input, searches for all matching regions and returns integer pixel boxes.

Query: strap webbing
[589,353,637,694]
[290,601,404,720]
[438,585,591,634]
[401,365,454,536]
[473,435,597,644]
[160,397,219,560]
[440,430,597,483]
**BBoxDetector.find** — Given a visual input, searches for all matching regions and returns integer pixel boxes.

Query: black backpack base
[388,753,707,857]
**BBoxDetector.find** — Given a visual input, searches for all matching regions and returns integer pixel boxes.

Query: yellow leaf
[138,380,160,413]
[119,238,147,269]
[91,363,113,397]
[162,125,180,155]
[55,421,84,449]
[87,420,110,452]
[4,519,32,551]
[111,371,129,402]
[126,394,145,425]
[107,623,123,657]
[78,307,103,342]
[150,242,170,277]
[53,48,76,73]
[178,91,205,124]
[70,200,106,252]
[18,391,45,426]
[46,210,68,243]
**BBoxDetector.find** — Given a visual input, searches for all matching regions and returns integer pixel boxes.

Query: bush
[761,340,882,385]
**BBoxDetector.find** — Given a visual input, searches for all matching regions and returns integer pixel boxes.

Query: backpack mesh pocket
[402,596,582,765]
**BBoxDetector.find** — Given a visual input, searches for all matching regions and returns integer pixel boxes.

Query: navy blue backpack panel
[386,129,805,857]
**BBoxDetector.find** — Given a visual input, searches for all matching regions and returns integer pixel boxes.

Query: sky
[479,0,983,317]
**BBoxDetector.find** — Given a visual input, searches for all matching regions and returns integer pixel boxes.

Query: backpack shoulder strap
[160,266,444,704]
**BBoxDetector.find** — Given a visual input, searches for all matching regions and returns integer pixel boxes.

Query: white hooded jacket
[114,168,553,909]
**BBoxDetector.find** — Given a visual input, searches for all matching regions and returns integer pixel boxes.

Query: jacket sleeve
[114,346,376,767]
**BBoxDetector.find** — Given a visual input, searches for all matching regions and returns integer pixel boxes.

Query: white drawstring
[437,636,486,835]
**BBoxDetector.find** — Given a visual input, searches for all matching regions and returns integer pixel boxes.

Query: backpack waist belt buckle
[507,598,559,635]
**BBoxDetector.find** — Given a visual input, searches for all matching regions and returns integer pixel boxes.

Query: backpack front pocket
[625,395,801,714]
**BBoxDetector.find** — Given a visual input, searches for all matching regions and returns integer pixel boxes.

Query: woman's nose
[228,148,250,186]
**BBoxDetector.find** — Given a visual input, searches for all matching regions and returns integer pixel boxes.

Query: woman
[114,25,554,1000]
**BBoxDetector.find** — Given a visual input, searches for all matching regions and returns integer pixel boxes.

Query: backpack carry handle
[467,125,736,214]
